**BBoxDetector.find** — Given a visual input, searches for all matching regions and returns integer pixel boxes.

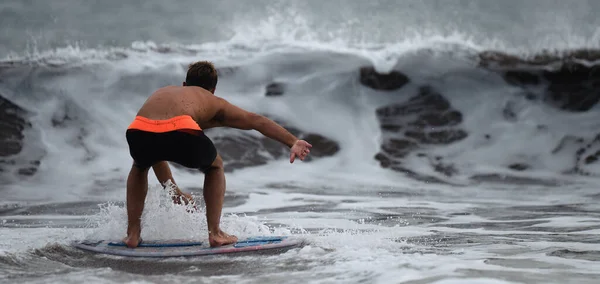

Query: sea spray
[81,180,297,241]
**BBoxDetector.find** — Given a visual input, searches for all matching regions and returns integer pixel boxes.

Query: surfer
[123,61,313,248]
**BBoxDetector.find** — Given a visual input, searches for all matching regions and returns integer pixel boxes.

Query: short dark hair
[185,61,218,91]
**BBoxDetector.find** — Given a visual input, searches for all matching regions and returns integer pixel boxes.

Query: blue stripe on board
[106,236,285,248]
[107,241,204,247]
[233,236,284,248]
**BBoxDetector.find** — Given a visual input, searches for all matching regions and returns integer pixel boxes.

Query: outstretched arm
[214,98,312,162]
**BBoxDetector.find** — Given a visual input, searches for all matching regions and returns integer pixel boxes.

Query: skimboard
[72,236,304,258]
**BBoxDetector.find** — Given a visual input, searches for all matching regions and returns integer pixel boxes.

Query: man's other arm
[214,97,298,148]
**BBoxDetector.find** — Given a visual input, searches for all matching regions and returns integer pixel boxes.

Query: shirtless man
[123,61,312,248]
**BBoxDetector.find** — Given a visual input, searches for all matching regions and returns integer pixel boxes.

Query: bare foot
[123,233,142,248]
[209,230,238,247]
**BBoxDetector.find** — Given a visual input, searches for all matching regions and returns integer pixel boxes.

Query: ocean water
[2,0,600,283]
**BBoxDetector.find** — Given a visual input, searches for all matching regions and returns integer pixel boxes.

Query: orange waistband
[127,115,201,133]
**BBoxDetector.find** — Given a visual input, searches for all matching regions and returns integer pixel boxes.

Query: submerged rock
[359,66,410,91]
[0,93,43,177]
[265,82,285,97]
[0,94,28,157]
[548,134,600,177]
[508,163,529,171]
[374,86,468,179]
[543,63,600,112]
[479,49,600,112]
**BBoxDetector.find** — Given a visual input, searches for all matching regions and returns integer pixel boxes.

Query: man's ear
[183,81,187,86]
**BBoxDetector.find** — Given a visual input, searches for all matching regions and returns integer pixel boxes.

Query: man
[123,61,312,248]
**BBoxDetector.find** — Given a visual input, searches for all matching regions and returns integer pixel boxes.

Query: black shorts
[125,129,217,172]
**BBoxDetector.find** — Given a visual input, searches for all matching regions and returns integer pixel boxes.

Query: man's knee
[204,154,223,173]
[129,162,150,177]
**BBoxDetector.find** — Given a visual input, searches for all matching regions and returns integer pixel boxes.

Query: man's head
[183,61,218,93]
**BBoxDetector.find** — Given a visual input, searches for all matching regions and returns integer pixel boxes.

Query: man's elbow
[246,113,266,130]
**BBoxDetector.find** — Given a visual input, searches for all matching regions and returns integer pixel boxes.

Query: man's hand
[290,140,313,163]
[171,191,199,213]
[172,190,195,206]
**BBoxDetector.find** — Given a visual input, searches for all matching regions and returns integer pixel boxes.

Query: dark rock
[0,93,43,179]
[551,134,600,176]
[374,153,391,168]
[584,153,599,164]
[508,163,529,171]
[265,82,285,97]
[524,92,538,101]
[409,111,463,128]
[374,86,468,180]
[359,66,409,91]
[379,139,418,158]
[543,63,600,112]
[504,71,541,86]
[433,161,458,176]
[479,49,600,112]
[479,49,600,67]
[502,102,517,121]
[405,130,468,145]
[300,133,340,158]
[18,167,37,176]
[0,94,29,157]
[380,123,402,132]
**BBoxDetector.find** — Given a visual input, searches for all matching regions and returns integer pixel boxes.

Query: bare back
[136,85,298,147]
[136,86,221,127]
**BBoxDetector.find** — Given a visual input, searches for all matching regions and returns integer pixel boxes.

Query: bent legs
[123,164,149,248]
[122,154,236,248]
[203,154,238,247]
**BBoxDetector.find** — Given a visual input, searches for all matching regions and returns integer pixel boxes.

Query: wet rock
[374,86,468,179]
[408,111,463,128]
[17,166,37,176]
[0,94,29,157]
[549,134,600,177]
[359,66,409,91]
[479,49,600,112]
[0,93,43,179]
[433,161,458,176]
[572,134,600,176]
[479,49,600,67]
[584,153,599,164]
[503,71,541,86]
[543,63,600,112]
[378,139,418,159]
[508,163,529,171]
[265,82,285,97]
[299,133,340,158]
[405,130,468,145]
[502,102,518,121]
